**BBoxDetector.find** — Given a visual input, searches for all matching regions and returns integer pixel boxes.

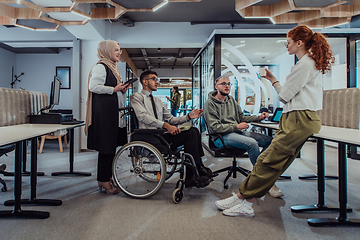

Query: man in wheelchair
[130,70,214,188]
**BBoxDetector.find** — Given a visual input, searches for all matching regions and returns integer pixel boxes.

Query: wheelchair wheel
[172,188,183,203]
[112,141,166,199]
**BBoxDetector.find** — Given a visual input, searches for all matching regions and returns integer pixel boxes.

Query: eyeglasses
[115,49,123,54]
[145,76,159,82]
[217,82,232,86]
[284,42,289,48]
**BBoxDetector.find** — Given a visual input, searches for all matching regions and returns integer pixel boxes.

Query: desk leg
[308,143,360,226]
[0,141,49,219]
[4,138,62,206]
[291,139,341,213]
[51,128,91,177]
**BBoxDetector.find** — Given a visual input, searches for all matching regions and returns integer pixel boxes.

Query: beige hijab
[85,40,123,134]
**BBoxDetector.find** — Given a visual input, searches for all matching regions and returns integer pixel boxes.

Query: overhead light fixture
[153,0,168,12]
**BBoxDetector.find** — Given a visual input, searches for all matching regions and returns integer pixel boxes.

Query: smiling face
[111,44,121,62]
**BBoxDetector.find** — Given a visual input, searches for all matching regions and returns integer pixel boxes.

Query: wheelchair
[111,107,202,203]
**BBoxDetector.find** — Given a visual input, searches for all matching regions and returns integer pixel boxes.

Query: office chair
[204,119,250,189]
[208,134,251,189]
[0,143,15,192]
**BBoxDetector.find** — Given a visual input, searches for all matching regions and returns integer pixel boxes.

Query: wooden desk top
[0,123,84,147]
[251,122,360,146]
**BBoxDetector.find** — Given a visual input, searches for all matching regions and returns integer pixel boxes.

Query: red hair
[287,25,334,74]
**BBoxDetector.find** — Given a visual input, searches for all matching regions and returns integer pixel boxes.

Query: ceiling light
[153,1,168,12]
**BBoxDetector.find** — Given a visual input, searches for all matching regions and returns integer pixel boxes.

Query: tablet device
[124,77,138,85]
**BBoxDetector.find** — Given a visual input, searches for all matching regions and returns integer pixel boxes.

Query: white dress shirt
[130,89,188,129]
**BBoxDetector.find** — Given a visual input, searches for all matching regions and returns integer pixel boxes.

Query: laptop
[261,107,283,124]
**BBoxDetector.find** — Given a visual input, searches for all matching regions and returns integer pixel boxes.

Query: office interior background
[1,1,360,239]
[1,0,359,152]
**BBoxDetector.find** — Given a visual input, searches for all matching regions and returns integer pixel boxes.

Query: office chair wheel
[172,188,183,203]
[112,141,166,199]
[1,187,7,192]
[224,184,229,189]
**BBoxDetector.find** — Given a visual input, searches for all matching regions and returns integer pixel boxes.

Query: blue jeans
[171,108,178,117]
[214,131,272,166]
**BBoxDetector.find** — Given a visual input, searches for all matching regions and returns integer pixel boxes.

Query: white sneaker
[215,192,244,210]
[268,184,284,198]
[223,201,255,217]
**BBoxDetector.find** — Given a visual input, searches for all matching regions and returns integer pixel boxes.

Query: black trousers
[97,152,115,182]
[132,127,205,179]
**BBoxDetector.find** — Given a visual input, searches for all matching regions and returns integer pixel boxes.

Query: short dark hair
[140,70,158,84]
[173,86,179,93]
[214,76,229,85]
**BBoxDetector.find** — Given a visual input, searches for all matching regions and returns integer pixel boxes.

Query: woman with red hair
[215,25,334,217]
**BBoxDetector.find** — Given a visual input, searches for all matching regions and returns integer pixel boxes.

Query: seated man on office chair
[204,75,283,198]
[130,70,214,188]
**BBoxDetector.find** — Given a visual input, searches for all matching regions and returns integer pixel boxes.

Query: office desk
[298,126,360,226]
[0,123,85,219]
[252,122,360,226]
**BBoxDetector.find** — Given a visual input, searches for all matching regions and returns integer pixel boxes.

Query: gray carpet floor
[0,138,360,240]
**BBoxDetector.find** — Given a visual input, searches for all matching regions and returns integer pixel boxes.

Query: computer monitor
[50,76,61,107]
[40,76,61,113]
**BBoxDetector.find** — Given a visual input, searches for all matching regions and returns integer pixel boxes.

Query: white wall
[0,48,17,88]
[16,48,73,110]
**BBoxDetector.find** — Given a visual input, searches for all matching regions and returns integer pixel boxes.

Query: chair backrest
[119,106,139,132]
[0,144,15,158]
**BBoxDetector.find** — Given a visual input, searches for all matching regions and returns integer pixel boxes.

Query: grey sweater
[204,91,260,137]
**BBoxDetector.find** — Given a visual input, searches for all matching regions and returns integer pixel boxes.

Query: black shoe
[195,175,213,188]
[201,167,218,178]
[184,175,212,188]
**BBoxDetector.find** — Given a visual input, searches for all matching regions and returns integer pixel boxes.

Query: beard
[219,89,229,96]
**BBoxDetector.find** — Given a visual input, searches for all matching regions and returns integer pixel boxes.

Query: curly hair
[287,25,334,74]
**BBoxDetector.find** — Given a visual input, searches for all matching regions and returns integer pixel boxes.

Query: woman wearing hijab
[85,40,129,194]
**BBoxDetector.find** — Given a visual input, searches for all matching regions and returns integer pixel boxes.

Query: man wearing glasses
[130,70,214,188]
[204,76,283,198]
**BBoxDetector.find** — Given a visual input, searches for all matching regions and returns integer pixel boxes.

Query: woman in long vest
[85,40,129,194]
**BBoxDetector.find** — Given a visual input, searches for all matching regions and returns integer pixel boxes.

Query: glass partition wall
[192,33,350,122]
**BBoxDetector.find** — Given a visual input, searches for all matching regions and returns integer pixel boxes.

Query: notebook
[261,107,283,124]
